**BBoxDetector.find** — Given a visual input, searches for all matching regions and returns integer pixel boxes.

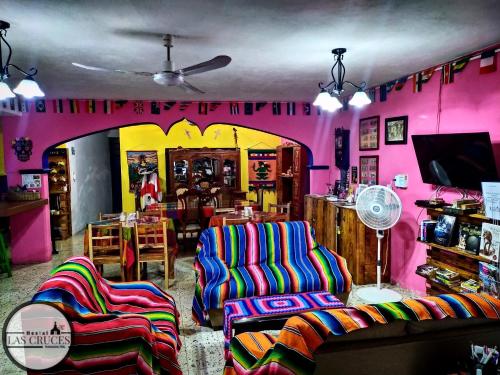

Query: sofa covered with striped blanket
[224,293,500,375]
[192,221,352,326]
[30,256,182,375]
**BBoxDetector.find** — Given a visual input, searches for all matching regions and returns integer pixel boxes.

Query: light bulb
[313,91,330,107]
[348,90,371,108]
[0,81,15,100]
[322,95,343,112]
[13,77,45,99]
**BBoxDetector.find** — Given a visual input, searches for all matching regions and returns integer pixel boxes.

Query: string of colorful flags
[1,48,497,114]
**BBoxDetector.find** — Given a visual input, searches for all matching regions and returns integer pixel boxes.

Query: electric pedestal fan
[355,185,403,303]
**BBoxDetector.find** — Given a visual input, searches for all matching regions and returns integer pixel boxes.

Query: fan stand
[356,229,402,303]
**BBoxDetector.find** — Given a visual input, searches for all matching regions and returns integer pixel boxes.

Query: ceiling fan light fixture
[0,80,15,100]
[348,90,371,108]
[13,76,45,99]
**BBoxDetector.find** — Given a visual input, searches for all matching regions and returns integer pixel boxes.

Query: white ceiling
[1,0,499,101]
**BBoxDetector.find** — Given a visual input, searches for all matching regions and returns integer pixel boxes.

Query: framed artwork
[359,155,379,185]
[359,116,380,150]
[385,116,408,145]
[127,150,158,192]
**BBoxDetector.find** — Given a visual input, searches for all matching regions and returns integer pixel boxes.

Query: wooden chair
[134,220,171,288]
[87,223,124,281]
[98,212,121,221]
[222,216,248,226]
[177,190,202,244]
[137,209,164,219]
[268,202,291,221]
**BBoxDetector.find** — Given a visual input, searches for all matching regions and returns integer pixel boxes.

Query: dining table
[83,216,177,281]
[208,211,288,227]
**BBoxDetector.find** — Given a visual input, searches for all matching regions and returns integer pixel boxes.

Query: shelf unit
[415,205,492,295]
[276,144,309,220]
[48,148,72,240]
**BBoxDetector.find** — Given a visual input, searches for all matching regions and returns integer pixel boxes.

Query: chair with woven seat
[87,223,124,281]
[134,220,171,288]
[268,202,291,221]
[177,189,202,246]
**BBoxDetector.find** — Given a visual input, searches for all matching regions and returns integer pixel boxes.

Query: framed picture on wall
[127,150,159,193]
[385,116,408,145]
[359,155,379,185]
[359,116,380,150]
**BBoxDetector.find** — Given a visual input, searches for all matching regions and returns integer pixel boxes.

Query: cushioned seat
[192,221,352,326]
[31,256,182,375]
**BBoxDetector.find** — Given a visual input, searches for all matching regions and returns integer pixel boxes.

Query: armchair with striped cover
[30,256,182,375]
[192,221,352,327]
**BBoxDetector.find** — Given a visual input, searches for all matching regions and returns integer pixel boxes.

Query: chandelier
[313,48,371,112]
[0,20,45,101]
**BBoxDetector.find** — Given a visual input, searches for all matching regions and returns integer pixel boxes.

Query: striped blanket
[193,221,352,325]
[30,256,182,375]
[224,293,500,375]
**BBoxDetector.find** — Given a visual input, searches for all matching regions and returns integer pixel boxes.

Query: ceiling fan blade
[177,55,231,76]
[180,81,205,94]
[72,63,154,77]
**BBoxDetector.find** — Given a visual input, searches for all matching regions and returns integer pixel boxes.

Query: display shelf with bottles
[48,148,72,240]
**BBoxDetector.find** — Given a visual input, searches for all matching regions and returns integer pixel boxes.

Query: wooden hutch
[276,144,309,220]
[304,195,390,285]
[167,148,240,206]
[47,148,72,240]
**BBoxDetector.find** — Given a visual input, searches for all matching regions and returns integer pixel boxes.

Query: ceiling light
[0,80,15,100]
[313,48,371,112]
[0,20,44,99]
[13,77,45,98]
[349,90,371,108]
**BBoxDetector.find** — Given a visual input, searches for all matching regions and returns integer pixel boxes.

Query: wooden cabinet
[304,195,390,285]
[415,206,492,295]
[167,148,240,206]
[276,144,309,220]
[48,148,72,240]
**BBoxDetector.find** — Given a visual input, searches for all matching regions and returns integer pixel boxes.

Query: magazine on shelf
[479,261,499,298]
[457,223,481,254]
[433,215,456,246]
[479,223,500,262]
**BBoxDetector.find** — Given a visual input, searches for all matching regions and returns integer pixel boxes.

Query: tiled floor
[0,234,421,374]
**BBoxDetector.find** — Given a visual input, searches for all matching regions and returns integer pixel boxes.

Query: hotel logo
[2,302,72,370]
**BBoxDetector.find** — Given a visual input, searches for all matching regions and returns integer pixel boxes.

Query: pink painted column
[9,173,52,264]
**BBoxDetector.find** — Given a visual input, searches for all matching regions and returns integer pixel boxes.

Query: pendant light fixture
[0,20,44,100]
[313,48,371,112]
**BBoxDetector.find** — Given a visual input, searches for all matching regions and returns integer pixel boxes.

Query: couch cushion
[407,317,498,334]
[326,319,408,343]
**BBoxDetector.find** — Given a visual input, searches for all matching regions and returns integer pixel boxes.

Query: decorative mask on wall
[12,137,33,162]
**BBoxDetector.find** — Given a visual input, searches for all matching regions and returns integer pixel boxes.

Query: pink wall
[335,56,500,292]
[1,103,336,263]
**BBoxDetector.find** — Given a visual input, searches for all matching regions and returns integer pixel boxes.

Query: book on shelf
[479,261,499,298]
[457,223,481,255]
[433,214,456,247]
[460,279,481,293]
[435,268,460,281]
[419,220,437,242]
[416,264,438,278]
[479,223,500,262]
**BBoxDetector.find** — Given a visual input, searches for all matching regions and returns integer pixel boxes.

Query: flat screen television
[411,132,499,191]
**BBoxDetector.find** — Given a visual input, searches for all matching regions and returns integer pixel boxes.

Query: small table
[223,291,344,358]
[209,211,288,227]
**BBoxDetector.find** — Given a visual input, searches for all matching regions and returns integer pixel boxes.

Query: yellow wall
[119,120,282,212]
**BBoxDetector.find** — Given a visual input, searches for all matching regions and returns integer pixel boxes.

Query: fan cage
[355,186,402,230]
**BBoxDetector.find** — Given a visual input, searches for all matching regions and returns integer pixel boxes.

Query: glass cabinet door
[192,157,220,185]
[223,159,237,187]
[173,159,188,183]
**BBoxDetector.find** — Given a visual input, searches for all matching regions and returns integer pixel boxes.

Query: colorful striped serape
[224,293,500,375]
[192,221,352,325]
[30,256,182,375]
[223,291,344,358]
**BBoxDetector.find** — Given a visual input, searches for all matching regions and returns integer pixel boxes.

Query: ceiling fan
[72,34,231,94]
